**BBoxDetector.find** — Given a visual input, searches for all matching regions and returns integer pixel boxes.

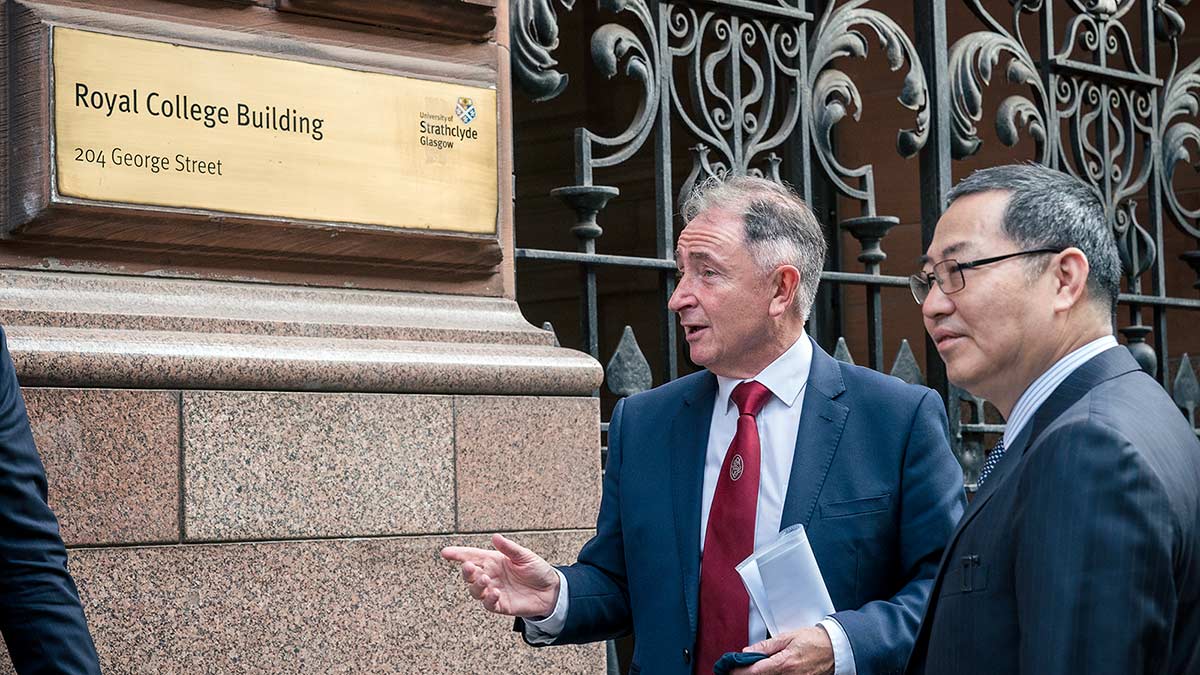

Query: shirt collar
[1003,334,1120,446]
[715,333,813,414]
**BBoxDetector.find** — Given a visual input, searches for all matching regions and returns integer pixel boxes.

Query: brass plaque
[52,28,498,235]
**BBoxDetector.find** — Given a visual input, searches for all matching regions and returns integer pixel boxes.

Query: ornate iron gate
[510,0,1200,482]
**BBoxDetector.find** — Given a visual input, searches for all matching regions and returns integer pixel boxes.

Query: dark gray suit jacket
[0,327,100,673]
[907,346,1200,675]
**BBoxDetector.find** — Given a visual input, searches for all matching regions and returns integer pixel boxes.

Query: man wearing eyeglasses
[905,163,1200,675]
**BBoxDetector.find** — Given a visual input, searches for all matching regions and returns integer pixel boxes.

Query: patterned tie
[695,380,772,674]
[976,438,1006,488]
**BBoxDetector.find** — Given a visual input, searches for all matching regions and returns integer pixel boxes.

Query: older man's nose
[668,278,693,313]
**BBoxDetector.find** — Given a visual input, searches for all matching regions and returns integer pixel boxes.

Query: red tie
[695,380,772,674]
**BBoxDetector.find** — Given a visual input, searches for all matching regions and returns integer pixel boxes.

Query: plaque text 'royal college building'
[54,27,498,234]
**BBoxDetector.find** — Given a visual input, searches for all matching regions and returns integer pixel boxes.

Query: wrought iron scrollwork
[937,0,1200,465]
[669,6,806,199]
[582,1,660,182]
[948,15,1049,161]
[808,0,929,214]
[524,0,929,209]
[514,0,934,377]
[511,0,576,102]
[510,1,1200,508]
[1160,5,1200,242]
[947,1,1182,373]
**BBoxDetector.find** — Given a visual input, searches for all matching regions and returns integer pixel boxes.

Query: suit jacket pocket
[819,493,891,519]
[939,555,990,597]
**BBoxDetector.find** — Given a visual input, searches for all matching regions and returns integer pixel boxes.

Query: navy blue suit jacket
[539,338,965,675]
[0,328,100,673]
[907,347,1200,675]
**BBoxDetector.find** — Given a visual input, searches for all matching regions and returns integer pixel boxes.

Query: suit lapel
[671,371,716,641]
[780,339,849,529]
[912,346,1143,663]
[1014,346,1140,459]
[947,346,1141,542]
[941,422,1032,547]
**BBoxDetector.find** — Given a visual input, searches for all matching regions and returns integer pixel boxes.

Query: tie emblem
[730,454,744,481]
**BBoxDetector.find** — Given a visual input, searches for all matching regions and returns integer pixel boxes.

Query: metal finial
[889,339,924,385]
[833,337,856,365]
[605,326,652,397]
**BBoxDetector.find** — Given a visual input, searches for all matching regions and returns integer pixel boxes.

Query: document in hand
[735,524,835,636]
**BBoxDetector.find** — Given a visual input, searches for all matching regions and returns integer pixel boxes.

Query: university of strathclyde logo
[455,97,476,125]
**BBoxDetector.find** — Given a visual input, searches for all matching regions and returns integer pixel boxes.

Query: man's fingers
[470,572,495,599]
[491,533,538,564]
[746,634,785,655]
[441,546,491,564]
[461,561,478,584]
[481,586,502,613]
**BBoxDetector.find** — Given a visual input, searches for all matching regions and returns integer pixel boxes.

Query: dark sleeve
[548,396,633,644]
[1012,419,1175,675]
[832,389,966,675]
[0,327,101,674]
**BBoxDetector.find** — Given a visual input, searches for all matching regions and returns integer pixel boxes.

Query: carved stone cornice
[276,0,497,42]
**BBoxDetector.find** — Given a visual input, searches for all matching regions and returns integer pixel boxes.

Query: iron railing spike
[889,339,925,386]
[605,326,653,398]
[1172,353,1199,419]
[541,321,561,348]
[833,337,856,365]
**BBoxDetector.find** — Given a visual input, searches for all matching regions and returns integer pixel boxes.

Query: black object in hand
[713,651,769,674]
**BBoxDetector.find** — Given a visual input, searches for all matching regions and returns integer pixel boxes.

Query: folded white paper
[735,556,779,637]
[736,524,835,634]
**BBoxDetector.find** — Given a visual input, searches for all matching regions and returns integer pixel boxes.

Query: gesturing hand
[733,626,835,675]
[441,534,561,619]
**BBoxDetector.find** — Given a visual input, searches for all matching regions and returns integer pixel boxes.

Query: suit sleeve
[1012,418,1175,675]
[832,389,966,675]
[545,396,634,644]
[0,328,101,674]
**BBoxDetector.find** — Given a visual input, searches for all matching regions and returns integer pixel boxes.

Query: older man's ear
[768,265,802,318]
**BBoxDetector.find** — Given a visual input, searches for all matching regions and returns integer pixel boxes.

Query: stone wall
[0,272,607,674]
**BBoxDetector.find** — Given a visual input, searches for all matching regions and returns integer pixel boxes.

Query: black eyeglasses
[909,248,1064,305]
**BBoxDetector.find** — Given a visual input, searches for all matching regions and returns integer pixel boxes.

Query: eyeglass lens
[910,261,965,305]
[935,260,964,294]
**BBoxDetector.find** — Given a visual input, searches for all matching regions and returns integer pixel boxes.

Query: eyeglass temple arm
[956,247,1064,271]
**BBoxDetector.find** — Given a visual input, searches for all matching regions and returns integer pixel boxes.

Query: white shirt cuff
[522,568,569,644]
[819,617,857,675]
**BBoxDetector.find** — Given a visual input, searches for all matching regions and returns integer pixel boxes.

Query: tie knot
[730,380,771,417]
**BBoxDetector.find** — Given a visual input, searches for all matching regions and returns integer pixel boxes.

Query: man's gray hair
[681,175,828,322]
[947,163,1120,312]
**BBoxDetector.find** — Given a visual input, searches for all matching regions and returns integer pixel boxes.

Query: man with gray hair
[906,163,1200,675]
[444,175,964,675]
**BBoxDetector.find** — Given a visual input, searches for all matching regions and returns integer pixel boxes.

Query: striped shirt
[1002,335,1120,448]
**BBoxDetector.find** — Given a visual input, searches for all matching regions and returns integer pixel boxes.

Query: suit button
[683,648,691,664]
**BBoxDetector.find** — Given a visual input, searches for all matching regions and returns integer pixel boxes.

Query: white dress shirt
[527,333,857,674]
[1002,335,1119,448]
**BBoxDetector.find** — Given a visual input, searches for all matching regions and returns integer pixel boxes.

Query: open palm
[441,534,560,618]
